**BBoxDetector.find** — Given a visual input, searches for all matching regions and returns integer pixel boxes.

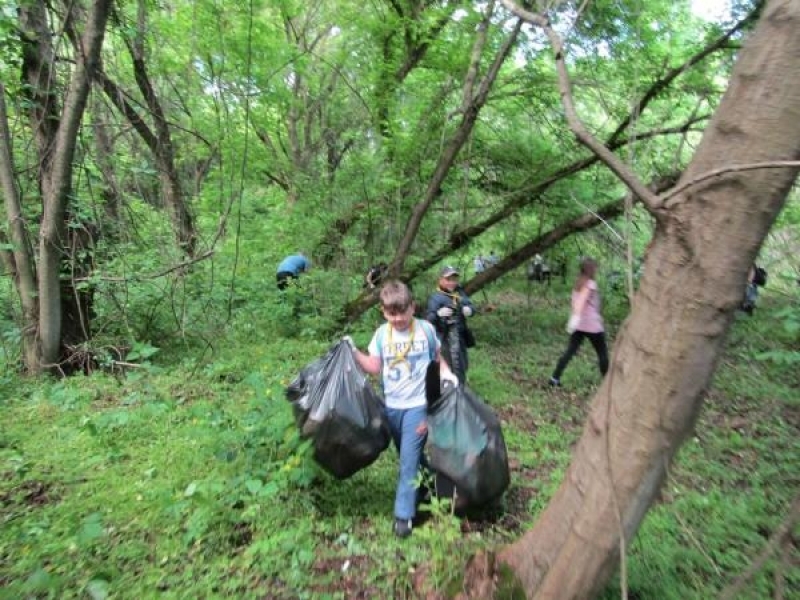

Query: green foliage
[3,278,797,598]
[0,2,21,82]
[754,306,800,367]
[1,0,796,596]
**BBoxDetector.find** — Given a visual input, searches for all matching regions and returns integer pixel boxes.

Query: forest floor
[0,282,798,599]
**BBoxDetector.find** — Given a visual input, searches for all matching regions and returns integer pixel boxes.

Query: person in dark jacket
[426,266,475,383]
[741,263,764,315]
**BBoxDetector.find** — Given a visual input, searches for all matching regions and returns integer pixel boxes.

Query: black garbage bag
[441,320,468,383]
[286,341,390,479]
[426,384,510,507]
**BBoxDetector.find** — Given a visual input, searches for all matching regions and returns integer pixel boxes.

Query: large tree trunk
[18,0,112,373]
[467,2,800,598]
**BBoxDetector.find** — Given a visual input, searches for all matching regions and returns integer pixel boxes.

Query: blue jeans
[385,405,428,520]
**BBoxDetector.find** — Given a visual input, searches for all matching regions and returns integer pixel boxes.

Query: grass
[1,279,798,599]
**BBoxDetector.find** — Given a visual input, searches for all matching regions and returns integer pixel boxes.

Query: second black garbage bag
[426,382,510,508]
[286,340,391,479]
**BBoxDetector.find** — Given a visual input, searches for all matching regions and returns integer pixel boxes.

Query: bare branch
[607,8,760,146]
[75,250,215,283]
[658,161,800,207]
[462,1,495,110]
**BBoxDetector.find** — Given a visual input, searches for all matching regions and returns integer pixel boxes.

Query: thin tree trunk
[129,0,195,256]
[390,10,521,275]
[0,84,39,369]
[91,97,123,227]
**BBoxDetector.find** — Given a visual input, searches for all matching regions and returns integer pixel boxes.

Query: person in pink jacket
[549,257,609,387]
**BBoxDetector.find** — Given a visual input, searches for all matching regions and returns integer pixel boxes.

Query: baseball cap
[440,266,460,278]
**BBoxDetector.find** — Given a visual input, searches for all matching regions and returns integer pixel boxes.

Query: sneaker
[393,518,412,539]
[548,377,561,387]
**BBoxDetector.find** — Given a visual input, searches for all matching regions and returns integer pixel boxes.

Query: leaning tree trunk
[129,0,196,257]
[390,9,521,277]
[465,1,800,598]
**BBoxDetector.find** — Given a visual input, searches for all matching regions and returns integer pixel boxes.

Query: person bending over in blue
[276,253,311,290]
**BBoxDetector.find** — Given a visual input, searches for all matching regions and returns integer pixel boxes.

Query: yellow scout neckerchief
[387,318,415,371]
[437,286,461,307]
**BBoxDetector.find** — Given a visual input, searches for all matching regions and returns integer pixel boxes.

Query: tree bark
[19,0,112,373]
[0,84,39,369]
[464,2,800,597]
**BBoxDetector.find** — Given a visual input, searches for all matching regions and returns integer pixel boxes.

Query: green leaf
[23,567,56,593]
[77,512,105,545]
[245,478,263,494]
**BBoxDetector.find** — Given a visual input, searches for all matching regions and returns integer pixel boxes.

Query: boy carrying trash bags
[286,280,509,538]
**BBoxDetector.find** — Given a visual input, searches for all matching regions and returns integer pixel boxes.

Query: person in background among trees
[529,254,546,283]
[426,266,475,383]
[364,262,388,290]
[742,264,757,315]
[487,251,499,267]
[549,257,609,387]
[344,281,457,539]
[741,263,761,315]
[473,255,485,276]
[276,252,311,290]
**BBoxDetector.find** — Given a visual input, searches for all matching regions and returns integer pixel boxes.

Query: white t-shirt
[368,319,440,410]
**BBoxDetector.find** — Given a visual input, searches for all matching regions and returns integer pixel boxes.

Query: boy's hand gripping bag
[286,341,390,479]
[426,384,510,507]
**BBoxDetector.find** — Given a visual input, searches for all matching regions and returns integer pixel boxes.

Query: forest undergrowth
[0,278,798,599]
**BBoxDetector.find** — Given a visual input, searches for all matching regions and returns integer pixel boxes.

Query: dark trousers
[552,331,608,380]
[276,271,297,290]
